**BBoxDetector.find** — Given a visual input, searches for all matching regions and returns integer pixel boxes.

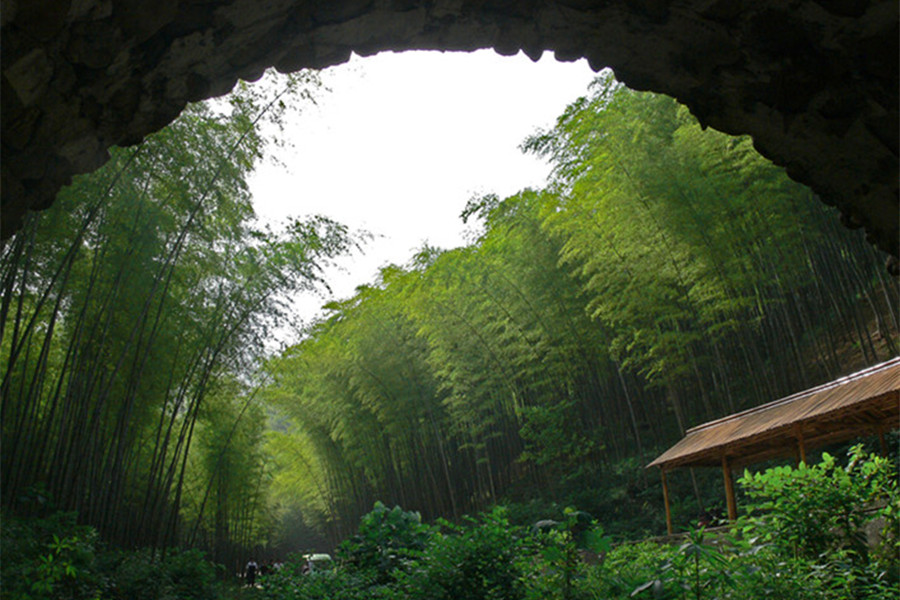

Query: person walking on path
[245,559,258,587]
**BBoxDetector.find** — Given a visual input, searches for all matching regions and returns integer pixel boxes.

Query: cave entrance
[2,2,896,261]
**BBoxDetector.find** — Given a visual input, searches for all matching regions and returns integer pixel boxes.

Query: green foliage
[632,527,733,600]
[260,554,390,600]
[527,72,813,388]
[0,510,223,600]
[183,378,275,562]
[525,508,611,600]
[257,71,897,547]
[6,57,896,588]
[400,507,530,600]
[614,447,898,600]
[258,503,437,600]
[337,502,435,583]
[581,541,675,598]
[1,510,103,600]
[733,445,899,599]
[259,451,900,600]
[519,398,598,474]
[738,444,896,561]
[0,68,352,560]
[101,548,220,600]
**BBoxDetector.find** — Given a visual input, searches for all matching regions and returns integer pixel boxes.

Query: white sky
[248,49,596,328]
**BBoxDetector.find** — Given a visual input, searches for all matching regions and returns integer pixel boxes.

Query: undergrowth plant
[734,444,899,599]
[630,526,733,600]
[213,447,900,600]
[1,509,224,600]
[399,507,530,600]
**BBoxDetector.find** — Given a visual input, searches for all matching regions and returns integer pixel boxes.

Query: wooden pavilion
[647,357,900,535]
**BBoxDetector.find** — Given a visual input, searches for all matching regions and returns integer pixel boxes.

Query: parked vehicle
[301,553,334,575]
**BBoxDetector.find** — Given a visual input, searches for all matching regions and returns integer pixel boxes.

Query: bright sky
[248,49,596,328]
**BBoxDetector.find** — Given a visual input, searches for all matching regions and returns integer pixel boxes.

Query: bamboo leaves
[257,73,896,543]
[0,70,352,560]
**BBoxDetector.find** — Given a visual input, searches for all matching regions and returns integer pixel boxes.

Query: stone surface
[2,0,897,264]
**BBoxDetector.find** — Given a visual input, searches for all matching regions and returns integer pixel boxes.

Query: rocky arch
[2,0,897,264]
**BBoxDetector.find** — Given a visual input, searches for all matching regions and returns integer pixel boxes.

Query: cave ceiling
[2,0,897,266]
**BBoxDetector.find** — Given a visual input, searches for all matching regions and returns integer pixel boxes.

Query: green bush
[581,541,676,598]
[103,548,219,600]
[580,446,899,600]
[738,445,896,561]
[260,555,391,600]
[523,508,611,600]
[400,507,530,600]
[733,445,899,599]
[0,510,224,600]
[102,448,900,600]
[336,502,434,584]
[0,510,105,600]
[259,503,435,600]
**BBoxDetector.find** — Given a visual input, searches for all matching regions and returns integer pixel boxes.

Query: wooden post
[722,455,737,522]
[877,425,887,457]
[794,424,807,465]
[661,468,673,536]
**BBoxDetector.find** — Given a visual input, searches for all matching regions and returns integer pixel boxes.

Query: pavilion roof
[648,357,900,470]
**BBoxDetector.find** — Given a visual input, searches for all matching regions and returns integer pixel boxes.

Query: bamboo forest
[2,68,898,600]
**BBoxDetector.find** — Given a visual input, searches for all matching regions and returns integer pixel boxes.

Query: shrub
[105,548,219,600]
[248,449,900,600]
[0,510,105,599]
[581,447,899,600]
[400,507,530,600]
[336,502,434,584]
[738,444,896,562]
[733,445,899,599]
[523,508,611,600]
[0,510,223,600]
[582,540,675,598]
[260,555,391,600]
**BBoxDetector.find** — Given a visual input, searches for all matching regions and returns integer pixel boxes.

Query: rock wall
[2,0,897,263]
